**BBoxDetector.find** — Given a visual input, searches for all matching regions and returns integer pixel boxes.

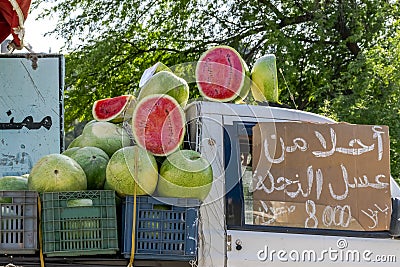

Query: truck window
[239,135,254,225]
[224,121,393,237]
[224,122,254,227]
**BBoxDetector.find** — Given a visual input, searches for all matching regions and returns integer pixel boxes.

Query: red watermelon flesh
[92,95,133,122]
[196,46,247,102]
[132,94,185,156]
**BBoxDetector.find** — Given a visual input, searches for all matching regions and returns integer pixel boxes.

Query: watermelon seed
[226,53,232,66]
[226,54,234,88]
[205,59,214,82]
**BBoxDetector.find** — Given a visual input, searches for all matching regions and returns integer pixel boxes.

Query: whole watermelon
[0,176,29,203]
[62,147,109,190]
[28,154,87,192]
[105,146,158,197]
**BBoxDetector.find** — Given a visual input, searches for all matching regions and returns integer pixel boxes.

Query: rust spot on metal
[208,138,216,146]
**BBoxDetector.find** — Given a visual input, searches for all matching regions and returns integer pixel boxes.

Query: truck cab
[185,101,400,267]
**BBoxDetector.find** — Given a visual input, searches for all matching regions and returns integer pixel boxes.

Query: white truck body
[185,101,400,267]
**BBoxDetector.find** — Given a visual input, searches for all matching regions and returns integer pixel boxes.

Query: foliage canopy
[35,0,400,178]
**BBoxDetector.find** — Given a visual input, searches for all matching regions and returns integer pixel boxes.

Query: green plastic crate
[0,190,38,254]
[41,190,119,257]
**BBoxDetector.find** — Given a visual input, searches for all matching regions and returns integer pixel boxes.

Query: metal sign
[0,54,64,176]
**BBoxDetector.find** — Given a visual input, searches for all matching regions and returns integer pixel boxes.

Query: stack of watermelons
[9,45,278,202]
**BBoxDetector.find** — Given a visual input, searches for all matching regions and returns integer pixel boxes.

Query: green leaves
[38,0,400,178]
[328,30,400,180]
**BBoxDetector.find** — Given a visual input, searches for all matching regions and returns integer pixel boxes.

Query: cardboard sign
[252,122,391,231]
[0,55,64,176]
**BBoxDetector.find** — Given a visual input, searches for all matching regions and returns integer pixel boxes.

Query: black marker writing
[0,115,52,130]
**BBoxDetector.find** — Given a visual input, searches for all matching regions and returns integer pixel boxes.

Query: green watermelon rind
[131,94,186,157]
[139,62,172,88]
[79,121,131,157]
[157,150,213,201]
[0,176,29,203]
[67,135,83,149]
[137,71,189,107]
[62,146,110,190]
[67,199,94,207]
[251,54,279,103]
[0,176,28,190]
[92,95,135,122]
[234,61,251,103]
[105,146,159,197]
[196,45,250,103]
[28,154,87,192]
[62,147,80,157]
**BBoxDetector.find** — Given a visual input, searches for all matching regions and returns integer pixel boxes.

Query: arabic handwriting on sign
[263,126,385,163]
[263,135,307,164]
[255,200,296,225]
[328,164,389,201]
[312,126,385,160]
[0,110,52,130]
[312,128,376,158]
[252,164,389,201]
[361,204,389,229]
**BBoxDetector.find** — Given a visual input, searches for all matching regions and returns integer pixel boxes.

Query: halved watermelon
[132,94,185,156]
[196,45,250,102]
[92,95,135,122]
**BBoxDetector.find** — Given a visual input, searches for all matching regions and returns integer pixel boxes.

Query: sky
[15,3,65,54]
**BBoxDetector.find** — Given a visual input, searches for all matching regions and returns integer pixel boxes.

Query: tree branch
[244,35,269,62]
[257,0,285,20]
[292,36,338,45]
[279,12,315,28]
[334,1,360,56]
[258,0,360,56]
